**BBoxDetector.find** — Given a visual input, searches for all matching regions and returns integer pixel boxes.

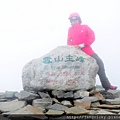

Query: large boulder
[22,46,99,92]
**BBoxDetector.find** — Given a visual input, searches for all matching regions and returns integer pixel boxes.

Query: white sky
[0,0,120,92]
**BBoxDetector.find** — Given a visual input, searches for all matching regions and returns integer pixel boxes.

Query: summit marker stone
[22,46,99,92]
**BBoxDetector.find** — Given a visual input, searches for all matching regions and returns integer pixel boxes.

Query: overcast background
[0,0,120,92]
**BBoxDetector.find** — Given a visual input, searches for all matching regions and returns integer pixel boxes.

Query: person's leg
[90,53,111,90]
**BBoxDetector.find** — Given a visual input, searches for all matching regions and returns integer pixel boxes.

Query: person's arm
[84,25,95,46]
[67,28,73,45]
[67,28,80,48]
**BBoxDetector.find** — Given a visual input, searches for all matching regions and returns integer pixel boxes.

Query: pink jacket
[67,23,95,55]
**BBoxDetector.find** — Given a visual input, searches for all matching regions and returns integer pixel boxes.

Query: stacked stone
[0,86,120,120]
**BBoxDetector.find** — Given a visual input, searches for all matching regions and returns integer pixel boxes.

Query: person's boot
[109,85,117,90]
[105,85,117,91]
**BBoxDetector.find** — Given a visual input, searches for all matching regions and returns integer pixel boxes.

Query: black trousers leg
[90,53,111,89]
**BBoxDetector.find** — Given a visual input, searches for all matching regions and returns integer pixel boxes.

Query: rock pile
[1,46,119,120]
[0,85,120,120]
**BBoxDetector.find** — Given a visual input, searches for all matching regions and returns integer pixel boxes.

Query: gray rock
[52,90,64,97]
[97,109,115,114]
[57,91,74,98]
[38,91,51,98]
[0,99,26,112]
[89,87,97,95]
[0,99,7,102]
[32,98,52,108]
[35,106,46,113]
[99,90,115,99]
[65,106,89,115]
[74,90,89,99]
[15,90,39,100]
[0,92,3,97]
[22,46,99,91]
[95,85,105,91]
[52,98,60,104]
[102,98,120,105]
[74,96,99,104]
[88,110,98,114]
[106,109,120,114]
[4,105,44,115]
[0,115,9,120]
[91,101,100,108]
[74,101,91,110]
[97,104,120,109]
[107,90,120,98]
[0,91,18,99]
[90,107,101,110]
[45,109,64,115]
[46,103,68,111]
[61,100,73,107]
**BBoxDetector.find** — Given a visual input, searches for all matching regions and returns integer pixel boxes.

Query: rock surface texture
[22,46,99,92]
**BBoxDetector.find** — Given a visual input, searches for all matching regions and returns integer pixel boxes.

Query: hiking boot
[109,85,117,90]
[105,85,117,91]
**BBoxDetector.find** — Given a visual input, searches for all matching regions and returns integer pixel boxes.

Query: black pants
[90,53,111,89]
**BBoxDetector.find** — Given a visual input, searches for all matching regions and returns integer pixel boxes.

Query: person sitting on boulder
[67,12,117,91]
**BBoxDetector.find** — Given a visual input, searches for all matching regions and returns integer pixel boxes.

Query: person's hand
[74,45,80,49]
[79,43,85,49]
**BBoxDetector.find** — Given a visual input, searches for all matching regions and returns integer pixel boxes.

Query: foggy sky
[0,0,120,92]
